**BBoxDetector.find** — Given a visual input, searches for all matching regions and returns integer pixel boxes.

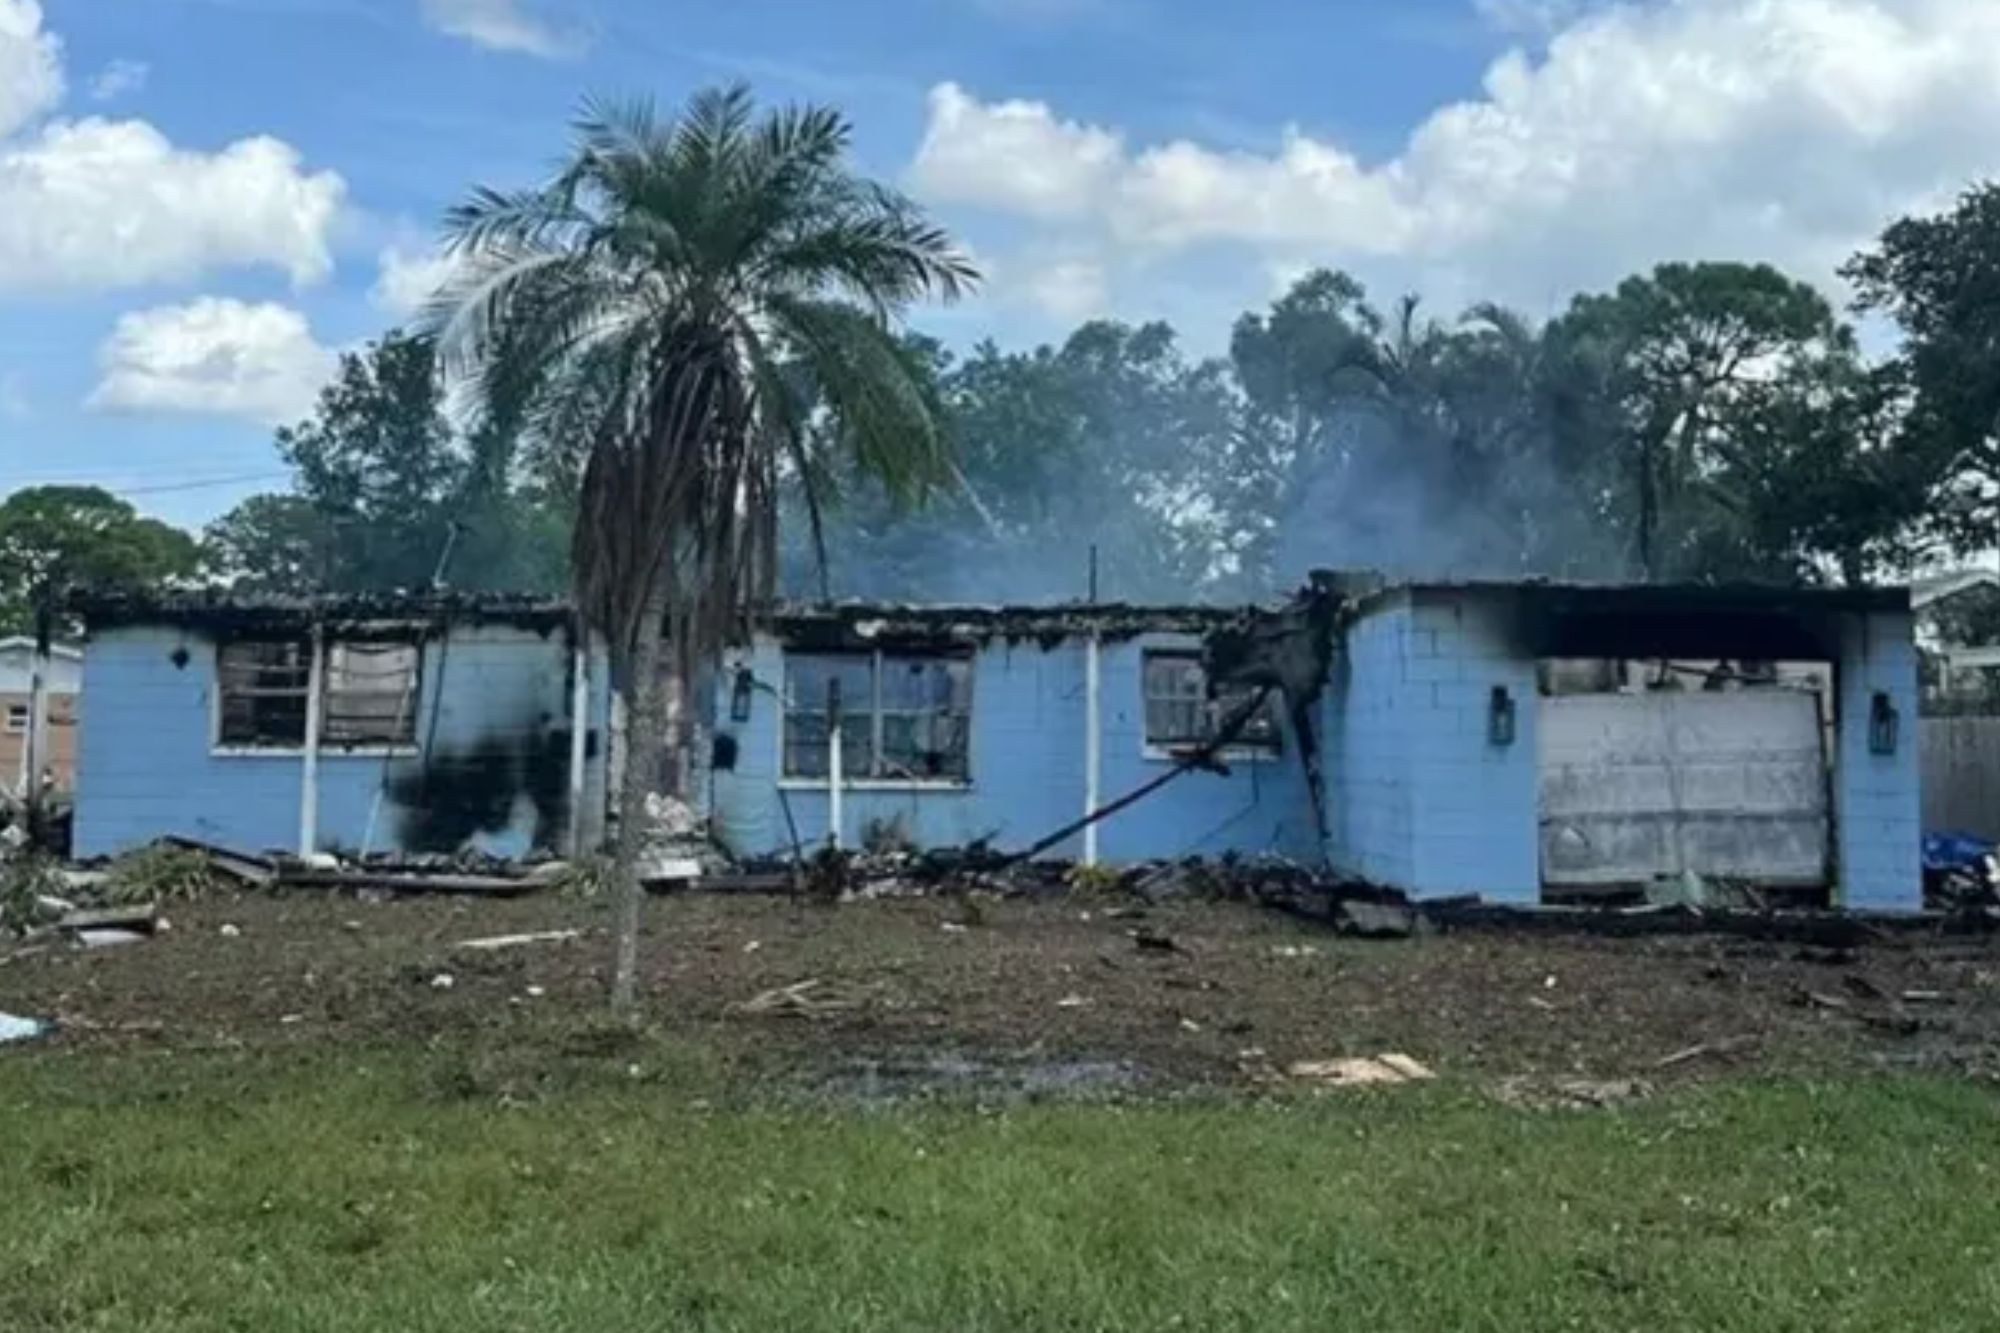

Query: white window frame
[777,648,974,790]
[3,702,25,735]
[210,637,423,758]
[1139,648,1283,763]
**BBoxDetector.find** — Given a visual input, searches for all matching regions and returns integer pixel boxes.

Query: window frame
[210,636,424,757]
[1139,648,1283,762]
[777,647,974,789]
[3,702,26,735]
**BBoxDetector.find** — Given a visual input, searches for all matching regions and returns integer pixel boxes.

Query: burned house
[70,595,611,860]
[709,582,1919,910]
[71,579,1920,911]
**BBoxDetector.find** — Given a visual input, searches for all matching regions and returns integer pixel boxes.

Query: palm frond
[768,295,950,507]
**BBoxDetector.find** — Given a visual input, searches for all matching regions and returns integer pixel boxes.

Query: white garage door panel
[1540,691,1830,887]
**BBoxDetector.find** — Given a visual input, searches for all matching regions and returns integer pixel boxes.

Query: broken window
[216,639,420,749]
[1141,650,1281,752]
[217,641,312,747]
[782,650,972,782]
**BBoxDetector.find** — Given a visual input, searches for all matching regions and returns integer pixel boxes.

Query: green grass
[3,1050,1999,1330]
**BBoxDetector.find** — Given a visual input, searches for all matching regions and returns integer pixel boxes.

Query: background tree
[204,329,570,596]
[0,486,200,636]
[1847,181,2000,559]
[1223,271,1603,589]
[1542,261,1847,578]
[431,87,975,1013]
[789,323,1235,602]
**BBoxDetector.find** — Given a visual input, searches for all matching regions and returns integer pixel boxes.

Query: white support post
[567,638,590,858]
[1083,633,1102,867]
[827,677,844,850]
[20,640,46,809]
[298,622,325,857]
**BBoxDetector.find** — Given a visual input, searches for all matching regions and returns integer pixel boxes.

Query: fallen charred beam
[274,870,540,897]
[159,836,276,887]
[1419,902,1968,948]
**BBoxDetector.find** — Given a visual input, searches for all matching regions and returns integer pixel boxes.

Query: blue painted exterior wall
[74,590,1922,907]
[709,630,1320,862]
[1836,609,1922,911]
[75,621,611,859]
[1323,591,1540,902]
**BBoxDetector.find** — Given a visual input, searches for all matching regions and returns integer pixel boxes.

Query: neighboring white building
[0,637,83,796]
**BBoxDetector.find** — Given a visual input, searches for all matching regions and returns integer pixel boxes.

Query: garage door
[1539,690,1830,888]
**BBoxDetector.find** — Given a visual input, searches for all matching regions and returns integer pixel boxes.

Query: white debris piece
[219,923,242,938]
[0,1012,48,1044]
[1287,1053,1436,1088]
[430,972,456,990]
[77,928,145,949]
[643,793,701,838]
[452,929,581,953]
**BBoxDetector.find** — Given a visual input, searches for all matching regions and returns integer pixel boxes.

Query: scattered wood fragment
[1653,1034,1753,1069]
[453,929,581,953]
[736,979,857,1018]
[53,903,160,935]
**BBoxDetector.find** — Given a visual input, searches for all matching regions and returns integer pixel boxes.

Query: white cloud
[0,0,61,138]
[370,243,458,317]
[911,83,1123,221]
[913,0,2000,316]
[1018,256,1110,321]
[418,0,581,57]
[0,2,344,293]
[88,57,147,102]
[89,298,336,426]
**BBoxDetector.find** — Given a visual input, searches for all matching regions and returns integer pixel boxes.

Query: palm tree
[427,86,977,1013]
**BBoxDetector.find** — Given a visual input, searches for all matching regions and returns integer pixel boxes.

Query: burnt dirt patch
[4,892,1999,1099]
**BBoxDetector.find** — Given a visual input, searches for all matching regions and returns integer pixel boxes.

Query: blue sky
[4,0,2000,531]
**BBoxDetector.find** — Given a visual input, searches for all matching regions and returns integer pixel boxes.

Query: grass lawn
[3,1049,1999,1331]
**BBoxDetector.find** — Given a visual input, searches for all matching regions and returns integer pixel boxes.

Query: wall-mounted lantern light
[729,667,754,723]
[1488,685,1517,747]
[1869,690,1899,756]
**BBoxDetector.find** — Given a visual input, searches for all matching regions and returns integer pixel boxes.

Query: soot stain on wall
[389,725,577,854]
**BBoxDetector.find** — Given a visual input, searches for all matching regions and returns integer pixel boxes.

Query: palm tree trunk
[608,580,673,1016]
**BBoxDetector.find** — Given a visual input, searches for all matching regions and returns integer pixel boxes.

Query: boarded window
[783,650,971,782]
[1141,651,1280,752]
[217,639,420,748]
[323,643,419,745]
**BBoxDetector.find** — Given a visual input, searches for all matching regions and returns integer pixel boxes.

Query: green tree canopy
[204,329,570,596]
[0,486,200,635]
[1847,181,2000,558]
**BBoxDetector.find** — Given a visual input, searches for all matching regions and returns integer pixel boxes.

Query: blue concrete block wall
[1836,609,1921,911]
[708,630,1319,862]
[1403,591,1540,902]
[1322,591,1539,902]
[1322,596,1416,887]
[75,622,611,859]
